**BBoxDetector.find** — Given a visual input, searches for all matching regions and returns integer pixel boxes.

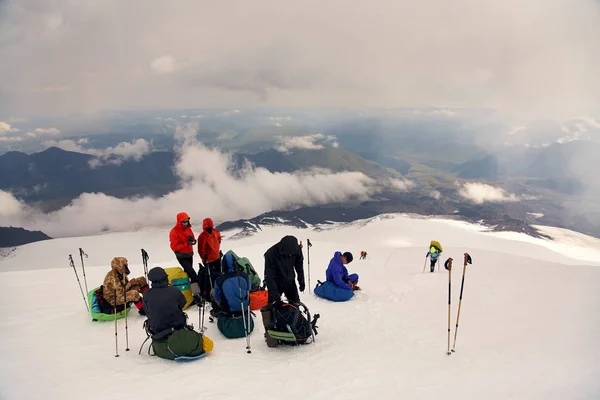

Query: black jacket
[264,236,305,297]
[143,279,187,334]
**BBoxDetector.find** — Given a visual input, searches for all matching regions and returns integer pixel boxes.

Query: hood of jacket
[222,251,236,273]
[111,257,129,275]
[148,267,169,288]
[278,235,299,256]
[175,212,191,228]
[202,218,214,230]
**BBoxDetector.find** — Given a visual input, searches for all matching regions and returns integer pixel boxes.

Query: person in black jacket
[263,235,305,304]
[143,267,188,334]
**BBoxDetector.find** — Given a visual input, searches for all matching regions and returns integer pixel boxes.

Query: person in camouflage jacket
[102,256,148,315]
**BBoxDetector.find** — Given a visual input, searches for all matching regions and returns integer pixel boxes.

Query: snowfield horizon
[1,213,599,399]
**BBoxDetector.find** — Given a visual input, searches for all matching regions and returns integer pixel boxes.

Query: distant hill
[0,145,401,211]
[235,146,403,180]
[0,147,179,208]
[0,227,52,248]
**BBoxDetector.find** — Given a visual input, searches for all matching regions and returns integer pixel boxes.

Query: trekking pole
[422,255,427,273]
[235,261,252,354]
[123,285,130,351]
[69,254,90,312]
[141,249,149,281]
[451,253,473,353]
[444,258,453,355]
[79,248,89,295]
[114,288,119,357]
[307,239,312,294]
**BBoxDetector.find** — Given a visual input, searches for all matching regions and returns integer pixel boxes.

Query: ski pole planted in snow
[141,249,149,281]
[444,258,453,355]
[235,260,252,354]
[78,248,89,296]
[114,288,119,358]
[69,254,90,312]
[451,253,473,353]
[123,285,129,351]
[307,239,312,293]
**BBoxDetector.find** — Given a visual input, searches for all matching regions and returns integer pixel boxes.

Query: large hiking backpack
[267,302,320,346]
[222,250,262,290]
[138,318,214,361]
[164,267,194,310]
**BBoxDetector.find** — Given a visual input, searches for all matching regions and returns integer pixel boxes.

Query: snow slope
[1,213,599,400]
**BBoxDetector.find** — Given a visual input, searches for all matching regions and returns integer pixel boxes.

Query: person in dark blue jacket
[326,251,360,291]
[212,252,250,315]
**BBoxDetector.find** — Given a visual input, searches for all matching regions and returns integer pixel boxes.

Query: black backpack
[270,302,320,345]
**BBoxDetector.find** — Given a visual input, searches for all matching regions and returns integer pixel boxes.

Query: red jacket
[198,218,222,263]
[169,212,195,257]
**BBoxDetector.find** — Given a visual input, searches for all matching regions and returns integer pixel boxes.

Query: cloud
[387,178,415,192]
[429,190,442,200]
[0,190,26,218]
[43,138,152,167]
[0,136,24,142]
[1,0,599,118]
[150,55,176,74]
[2,123,376,237]
[458,182,519,204]
[0,122,20,134]
[275,133,339,152]
[33,127,60,135]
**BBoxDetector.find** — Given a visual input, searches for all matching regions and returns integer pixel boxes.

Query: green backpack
[223,250,262,290]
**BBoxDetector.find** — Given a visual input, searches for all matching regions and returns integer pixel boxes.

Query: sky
[1,0,600,120]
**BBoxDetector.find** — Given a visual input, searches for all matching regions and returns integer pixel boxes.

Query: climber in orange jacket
[196,218,222,301]
[198,218,222,270]
[169,212,200,297]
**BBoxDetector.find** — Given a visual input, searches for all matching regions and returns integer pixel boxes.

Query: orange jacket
[198,218,222,263]
[169,212,195,256]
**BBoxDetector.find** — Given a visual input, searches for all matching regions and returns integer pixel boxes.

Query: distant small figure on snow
[360,251,368,260]
[426,240,443,272]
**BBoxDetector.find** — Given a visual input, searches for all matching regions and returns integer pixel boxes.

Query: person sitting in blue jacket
[326,251,360,291]
[213,253,250,315]
[212,252,254,338]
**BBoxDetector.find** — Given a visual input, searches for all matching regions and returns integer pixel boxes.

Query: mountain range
[1,134,600,246]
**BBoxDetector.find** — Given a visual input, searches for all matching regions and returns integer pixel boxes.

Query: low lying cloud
[43,138,152,167]
[2,123,377,237]
[275,133,339,153]
[0,190,25,218]
[0,136,24,142]
[429,190,442,200]
[458,182,519,204]
[0,122,21,134]
[387,178,415,192]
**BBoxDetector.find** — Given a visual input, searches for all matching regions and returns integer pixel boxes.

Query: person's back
[214,253,250,314]
[143,267,187,334]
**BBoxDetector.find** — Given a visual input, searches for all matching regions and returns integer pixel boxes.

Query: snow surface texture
[1,214,599,400]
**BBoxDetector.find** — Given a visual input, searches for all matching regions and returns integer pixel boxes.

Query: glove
[188,235,197,245]
[298,280,305,292]
[190,282,201,297]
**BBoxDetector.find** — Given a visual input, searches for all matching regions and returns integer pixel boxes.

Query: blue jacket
[427,246,441,261]
[213,253,250,313]
[326,251,352,290]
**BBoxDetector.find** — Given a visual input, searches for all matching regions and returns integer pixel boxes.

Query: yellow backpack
[430,240,443,252]
[164,267,194,310]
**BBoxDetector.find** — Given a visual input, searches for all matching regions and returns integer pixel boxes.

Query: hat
[343,252,353,263]
[279,235,299,256]
[148,267,168,283]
